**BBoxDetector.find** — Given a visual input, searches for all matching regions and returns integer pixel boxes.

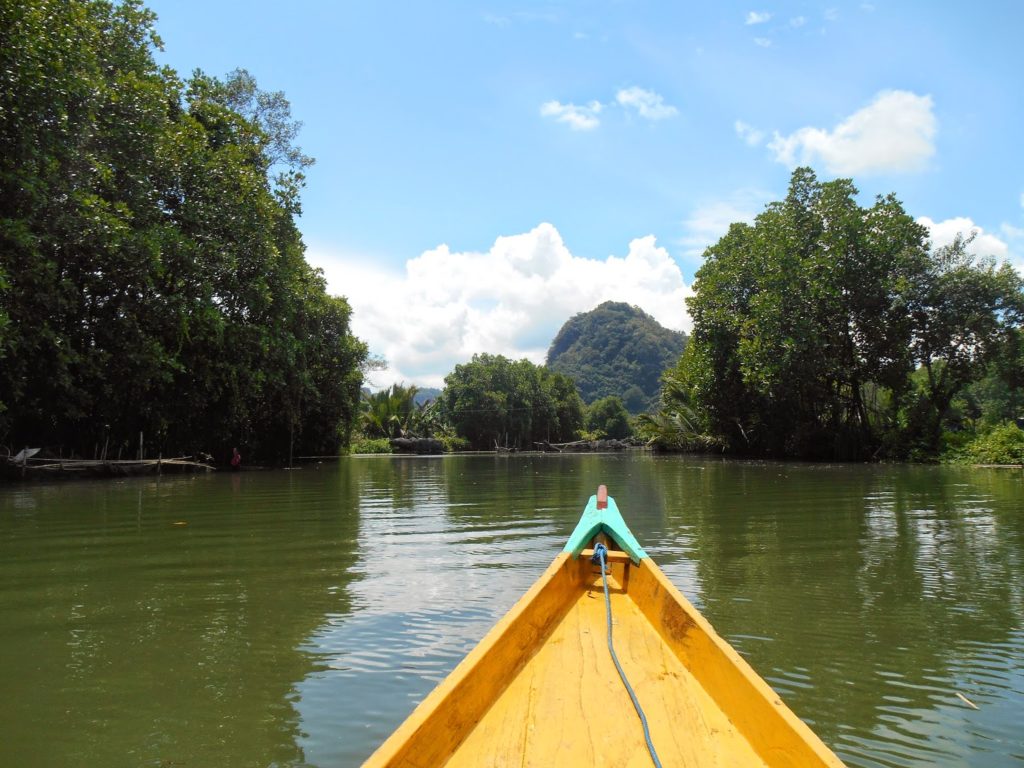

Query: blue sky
[145,1,1024,387]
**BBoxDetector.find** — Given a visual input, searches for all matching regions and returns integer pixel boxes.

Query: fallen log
[533,441,562,453]
[548,439,630,452]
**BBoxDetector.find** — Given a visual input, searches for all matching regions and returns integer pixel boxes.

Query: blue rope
[591,543,663,768]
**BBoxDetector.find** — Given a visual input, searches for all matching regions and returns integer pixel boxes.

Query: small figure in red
[230,447,241,470]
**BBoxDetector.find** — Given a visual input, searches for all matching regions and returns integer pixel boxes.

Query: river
[1,453,1022,767]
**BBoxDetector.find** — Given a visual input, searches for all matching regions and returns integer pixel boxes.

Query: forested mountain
[546,302,687,412]
[0,1,367,462]
[414,388,442,405]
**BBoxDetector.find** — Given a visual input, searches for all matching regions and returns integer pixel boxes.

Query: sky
[144,0,1024,388]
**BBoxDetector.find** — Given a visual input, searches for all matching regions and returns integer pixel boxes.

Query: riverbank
[1,455,214,482]
[349,436,642,456]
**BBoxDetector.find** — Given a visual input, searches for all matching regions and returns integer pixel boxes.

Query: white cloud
[540,100,602,130]
[754,37,772,47]
[746,11,772,24]
[616,87,679,120]
[735,120,765,146]
[680,190,771,258]
[543,87,677,128]
[307,224,691,388]
[768,90,937,175]
[917,216,1010,260]
[790,15,807,27]
[825,7,839,21]
[1002,222,1024,240]
[999,221,1024,274]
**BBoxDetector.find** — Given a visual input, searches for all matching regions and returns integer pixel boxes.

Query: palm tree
[636,372,721,451]
[360,384,420,439]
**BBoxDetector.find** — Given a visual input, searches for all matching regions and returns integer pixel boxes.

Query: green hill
[545,301,687,412]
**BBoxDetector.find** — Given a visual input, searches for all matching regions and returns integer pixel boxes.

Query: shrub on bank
[440,435,470,452]
[349,437,393,455]
[946,422,1024,465]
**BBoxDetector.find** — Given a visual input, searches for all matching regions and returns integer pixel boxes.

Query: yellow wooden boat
[363,486,846,767]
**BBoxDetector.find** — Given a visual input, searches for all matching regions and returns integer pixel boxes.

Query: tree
[361,384,420,439]
[213,69,314,177]
[440,355,584,449]
[585,396,632,440]
[544,371,585,443]
[635,365,722,451]
[902,235,1024,452]
[0,266,8,420]
[0,0,183,447]
[669,167,1022,460]
[0,0,367,461]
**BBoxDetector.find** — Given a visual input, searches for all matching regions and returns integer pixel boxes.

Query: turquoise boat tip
[562,484,647,564]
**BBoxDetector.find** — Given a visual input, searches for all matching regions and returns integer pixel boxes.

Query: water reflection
[0,468,361,767]
[649,461,1024,768]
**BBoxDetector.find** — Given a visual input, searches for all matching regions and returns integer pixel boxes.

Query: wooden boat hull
[363,490,845,767]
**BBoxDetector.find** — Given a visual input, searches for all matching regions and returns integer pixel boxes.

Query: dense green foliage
[634,373,723,452]
[951,339,1024,429]
[349,437,393,455]
[546,301,687,412]
[584,396,633,439]
[355,382,457,448]
[0,0,367,462]
[951,422,1024,465]
[656,168,1023,460]
[439,354,584,449]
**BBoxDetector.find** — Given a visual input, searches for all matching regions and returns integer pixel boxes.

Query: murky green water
[1,454,1022,767]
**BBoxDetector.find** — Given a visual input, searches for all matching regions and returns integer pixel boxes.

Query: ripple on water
[293,481,568,765]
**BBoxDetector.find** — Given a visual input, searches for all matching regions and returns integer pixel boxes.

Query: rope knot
[590,542,607,565]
